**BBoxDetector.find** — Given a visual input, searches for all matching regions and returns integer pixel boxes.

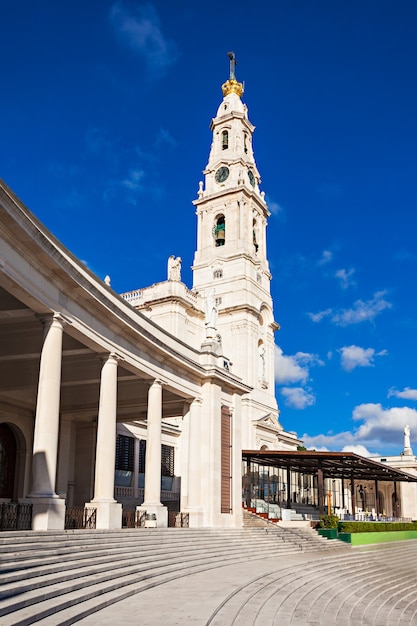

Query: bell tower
[193,54,283,448]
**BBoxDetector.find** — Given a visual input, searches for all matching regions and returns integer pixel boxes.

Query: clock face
[215,166,229,183]
[248,170,255,187]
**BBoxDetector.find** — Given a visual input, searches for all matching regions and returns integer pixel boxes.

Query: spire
[221,51,244,98]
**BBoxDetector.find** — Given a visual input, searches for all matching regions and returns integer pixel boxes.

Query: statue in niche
[205,289,218,338]
[168,256,181,281]
[258,343,266,379]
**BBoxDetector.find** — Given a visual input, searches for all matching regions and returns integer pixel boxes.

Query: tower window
[253,219,259,252]
[244,133,248,154]
[214,215,226,246]
[213,269,223,279]
[222,130,229,150]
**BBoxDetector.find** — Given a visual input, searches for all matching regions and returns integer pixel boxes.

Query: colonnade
[26,312,170,530]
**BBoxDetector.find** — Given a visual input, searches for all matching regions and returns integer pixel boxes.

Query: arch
[257,340,266,380]
[0,423,17,499]
[221,130,228,150]
[252,218,259,252]
[214,215,225,247]
[378,490,385,515]
[0,420,30,501]
[392,490,401,517]
[259,303,273,327]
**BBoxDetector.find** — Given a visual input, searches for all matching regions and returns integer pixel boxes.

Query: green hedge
[338,521,417,533]
[319,514,339,529]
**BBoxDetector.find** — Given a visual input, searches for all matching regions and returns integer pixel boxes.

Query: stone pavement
[78,542,417,625]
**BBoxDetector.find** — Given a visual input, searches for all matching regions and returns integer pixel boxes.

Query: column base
[87,500,122,530]
[137,503,168,528]
[182,507,204,528]
[24,496,66,530]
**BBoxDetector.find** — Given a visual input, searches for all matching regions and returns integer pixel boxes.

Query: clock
[215,166,229,183]
[248,170,255,187]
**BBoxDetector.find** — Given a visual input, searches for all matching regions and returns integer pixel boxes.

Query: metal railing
[122,510,146,528]
[173,512,189,528]
[0,503,33,531]
[64,507,97,529]
[342,513,412,523]
[114,487,180,501]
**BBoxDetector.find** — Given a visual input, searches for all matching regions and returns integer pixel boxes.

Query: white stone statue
[168,256,181,281]
[404,424,412,454]
[205,289,217,338]
[258,343,266,379]
[104,275,111,286]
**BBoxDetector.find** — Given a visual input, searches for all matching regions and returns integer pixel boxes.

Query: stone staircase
[208,541,417,625]
[0,525,349,625]
[242,509,345,551]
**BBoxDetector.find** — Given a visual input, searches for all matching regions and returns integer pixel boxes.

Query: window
[222,130,228,150]
[213,269,223,279]
[214,215,225,247]
[161,444,175,477]
[138,439,146,473]
[253,219,259,252]
[137,440,174,477]
[115,434,134,471]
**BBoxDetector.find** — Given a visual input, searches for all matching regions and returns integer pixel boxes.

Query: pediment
[252,413,283,433]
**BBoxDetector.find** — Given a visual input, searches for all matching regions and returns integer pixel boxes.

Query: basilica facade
[0,60,300,531]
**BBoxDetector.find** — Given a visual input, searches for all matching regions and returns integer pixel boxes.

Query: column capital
[100,352,121,365]
[149,378,163,388]
[36,312,71,330]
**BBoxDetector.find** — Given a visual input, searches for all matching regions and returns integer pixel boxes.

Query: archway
[378,490,385,515]
[0,423,17,499]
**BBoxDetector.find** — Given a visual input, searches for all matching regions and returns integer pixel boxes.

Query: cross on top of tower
[227,51,236,80]
[222,51,244,98]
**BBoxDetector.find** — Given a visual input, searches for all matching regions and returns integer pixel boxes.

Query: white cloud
[122,168,145,191]
[332,291,392,326]
[340,345,387,372]
[110,2,178,74]
[281,387,316,409]
[318,249,333,265]
[308,308,332,323]
[275,346,308,384]
[274,346,323,384]
[341,444,375,457]
[309,291,392,326]
[353,403,417,441]
[302,402,417,454]
[388,387,417,401]
[335,268,356,289]
[302,431,356,451]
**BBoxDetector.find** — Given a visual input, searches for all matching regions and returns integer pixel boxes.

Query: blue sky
[1,1,417,456]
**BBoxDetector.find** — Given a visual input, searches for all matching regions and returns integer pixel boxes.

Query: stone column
[29,313,66,530]
[137,379,168,527]
[87,353,122,529]
[184,398,203,526]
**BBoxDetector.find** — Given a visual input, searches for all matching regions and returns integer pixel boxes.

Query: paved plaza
[79,542,417,625]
